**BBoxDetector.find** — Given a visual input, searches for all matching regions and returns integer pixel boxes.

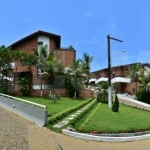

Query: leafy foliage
[112,94,119,112]
[17,75,31,96]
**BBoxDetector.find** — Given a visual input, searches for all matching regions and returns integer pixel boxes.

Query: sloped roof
[9,30,61,48]
[92,62,150,73]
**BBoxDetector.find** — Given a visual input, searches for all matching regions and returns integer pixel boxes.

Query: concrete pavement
[1,106,150,150]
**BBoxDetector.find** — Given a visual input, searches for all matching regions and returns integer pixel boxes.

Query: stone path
[53,100,96,128]
[1,105,150,149]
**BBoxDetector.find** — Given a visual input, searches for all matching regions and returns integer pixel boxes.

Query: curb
[62,129,150,142]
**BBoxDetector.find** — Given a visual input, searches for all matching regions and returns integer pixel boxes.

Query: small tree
[17,76,30,96]
[112,93,119,112]
[94,81,108,103]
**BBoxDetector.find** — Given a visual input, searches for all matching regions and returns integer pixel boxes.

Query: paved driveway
[1,106,150,150]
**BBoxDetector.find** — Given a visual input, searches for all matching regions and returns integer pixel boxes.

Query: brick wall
[13,88,94,98]
[56,49,76,67]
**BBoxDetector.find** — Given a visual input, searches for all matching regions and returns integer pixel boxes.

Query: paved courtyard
[1,106,150,150]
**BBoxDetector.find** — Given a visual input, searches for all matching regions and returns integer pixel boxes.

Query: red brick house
[9,30,76,94]
[90,63,150,95]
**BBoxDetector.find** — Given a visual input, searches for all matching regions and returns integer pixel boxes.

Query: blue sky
[1,0,150,71]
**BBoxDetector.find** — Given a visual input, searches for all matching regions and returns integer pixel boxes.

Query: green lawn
[20,97,150,133]
[74,103,150,133]
[20,97,88,116]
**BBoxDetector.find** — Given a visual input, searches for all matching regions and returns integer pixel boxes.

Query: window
[132,88,135,93]
[38,42,43,45]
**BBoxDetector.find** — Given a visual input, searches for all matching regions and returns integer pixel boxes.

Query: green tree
[33,44,64,97]
[17,75,30,96]
[0,45,14,93]
[112,93,119,112]
[124,64,142,98]
[95,81,108,103]
[139,70,150,92]
[80,52,93,88]
[66,59,87,99]
[12,50,25,94]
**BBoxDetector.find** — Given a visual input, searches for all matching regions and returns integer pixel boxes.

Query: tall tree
[67,59,87,99]
[32,44,49,97]
[12,50,25,94]
[32,44,64,97]
[124,64,142,98]
[45,52,64,90]
[0,45,13,93]
[80,52,93,89]
[139,70,150,92]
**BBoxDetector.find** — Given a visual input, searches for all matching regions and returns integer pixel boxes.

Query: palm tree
[32,45,49,97]
[80,52,93,89]
[32,44,64,97]
[124,64,142,98]
[67,59,87,99]
[41,50,64,93]
[0,45,13,93]
[139,70,150,92]
[21,53,37,71]
[12,50,25,94]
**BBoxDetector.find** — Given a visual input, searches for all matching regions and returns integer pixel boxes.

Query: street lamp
[111,50,125,61]
[107,35,123,108]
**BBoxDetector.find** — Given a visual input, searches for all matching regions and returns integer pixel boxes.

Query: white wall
[144,65,150,76]
[38,35,50,55]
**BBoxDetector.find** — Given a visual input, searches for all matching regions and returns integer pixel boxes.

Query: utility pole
[107,35,123,108]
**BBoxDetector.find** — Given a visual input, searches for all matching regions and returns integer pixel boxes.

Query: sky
[1,0,150,71]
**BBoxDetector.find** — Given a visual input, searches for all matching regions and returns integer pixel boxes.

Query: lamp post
[107,35,123,108]
[111,50,125,61]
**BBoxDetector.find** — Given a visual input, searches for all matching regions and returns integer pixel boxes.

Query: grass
[19,96,150,133]
[74,103,150,133]
[20,96,88,116]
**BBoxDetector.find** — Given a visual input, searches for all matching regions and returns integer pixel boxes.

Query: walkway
[1,106,150,149]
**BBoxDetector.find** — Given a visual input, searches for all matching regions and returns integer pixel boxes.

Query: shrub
[47,91,60,103]
[112,94,119,112]
[69,99,97,126]
[48,98,94,124]
[138,91,150,104]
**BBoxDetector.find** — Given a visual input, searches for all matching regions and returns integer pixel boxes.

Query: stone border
[62,129,150,142]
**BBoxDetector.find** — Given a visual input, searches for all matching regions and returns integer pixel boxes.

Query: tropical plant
[80,52,93,88]
[32,44,64,97]
[12,50,25,94]
[66,59,87,99]
[124,64,142,98]
[21,53,37,71]
[16,75,31,96]
[0,45,14,93]
[139,70,150,92]
[94,81,108,103]
[112,93,119,112]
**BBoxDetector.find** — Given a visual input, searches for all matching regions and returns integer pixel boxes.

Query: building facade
[9,30,76,91]
[90,63,150,95]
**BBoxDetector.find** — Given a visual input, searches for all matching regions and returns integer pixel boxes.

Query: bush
[47,91,60,103]
[112,94,119,112]
[137,89,144,100]
[48,98,94,124]
[139,92,150,104]
[69,99,97,126]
